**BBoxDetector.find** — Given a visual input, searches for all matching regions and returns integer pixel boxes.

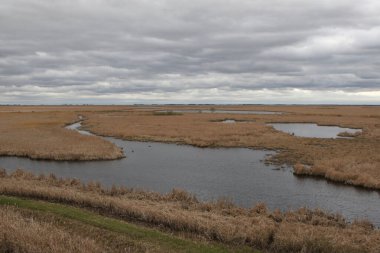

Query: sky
[0,0,380,104]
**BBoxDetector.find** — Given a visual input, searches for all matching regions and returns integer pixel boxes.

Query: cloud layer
[1,0,380,104]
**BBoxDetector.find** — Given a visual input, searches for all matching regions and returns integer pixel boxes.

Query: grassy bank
[0,169,379,253]
[0,195,247,253]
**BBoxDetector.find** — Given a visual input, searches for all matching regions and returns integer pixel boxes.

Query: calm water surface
[268,123,362,138]
[0,122,378,226]
[160,110,281,115]
[221,119,236,123]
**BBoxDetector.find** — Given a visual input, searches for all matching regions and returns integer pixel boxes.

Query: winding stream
[0,121,379,226]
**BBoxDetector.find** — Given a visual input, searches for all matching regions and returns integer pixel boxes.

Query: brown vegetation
[0,110,123,160]
[1,169,379,253]
[0,206,103,253]
[0,104,379,190]
[81,105,380,190]
[337,131,362,138]
[293,161,380,189]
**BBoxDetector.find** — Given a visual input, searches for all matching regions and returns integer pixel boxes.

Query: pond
[0,122,378,226]
[268,123,362,138]
[217,119,256,123]
[158,109,281,115]
[222,119,236,123]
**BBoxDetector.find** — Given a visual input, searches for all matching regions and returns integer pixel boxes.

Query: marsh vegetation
[1,105,379,190]
[79,105,380,190]
[1,169,379,253]
[0,105,380,252]
[2,121,379,225]
[0,111,123,160]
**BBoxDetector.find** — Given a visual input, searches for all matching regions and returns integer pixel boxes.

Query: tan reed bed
[0,110,123,160]
[0,105,379,191]
[0,206,103,253]
[0,169,379,253]
[80,105,380,190]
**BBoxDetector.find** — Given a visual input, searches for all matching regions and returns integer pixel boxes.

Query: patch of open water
[0,122,378,226]
[268,123,362,138]
[159,110,281,115]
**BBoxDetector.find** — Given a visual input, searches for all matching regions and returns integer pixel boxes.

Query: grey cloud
[0,0,379,104]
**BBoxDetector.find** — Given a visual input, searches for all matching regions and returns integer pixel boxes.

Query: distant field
[0,105,379,190]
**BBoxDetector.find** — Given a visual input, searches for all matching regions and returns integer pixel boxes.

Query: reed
[1,105,379,189]
[0,111,123,160]
[81,105,380,190]
[0,206,103,253]
[0,169,379,252]
[294,160,380,190]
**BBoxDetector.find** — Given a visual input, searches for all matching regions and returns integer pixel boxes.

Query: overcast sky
[1,0,379,104]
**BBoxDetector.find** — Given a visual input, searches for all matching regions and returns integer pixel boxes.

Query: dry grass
[0,206,103,253]
[0,198,234,253]
[337,131,362,138]
[0,207,150,253]
[77,105,380,190]
[294,160,380,189]
[0,169,379,253]
[0,111,123,160]
[0,104,379,189]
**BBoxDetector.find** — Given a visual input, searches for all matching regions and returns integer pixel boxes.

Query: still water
[0,122,378,226]
[268,123,362,138]
[159,110,281,115]
[221,119,236,123]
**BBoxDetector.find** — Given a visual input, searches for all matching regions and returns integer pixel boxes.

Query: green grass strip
[0,195,258,253]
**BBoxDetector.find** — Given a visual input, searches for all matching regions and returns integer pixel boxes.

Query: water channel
[0,121,378,226]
